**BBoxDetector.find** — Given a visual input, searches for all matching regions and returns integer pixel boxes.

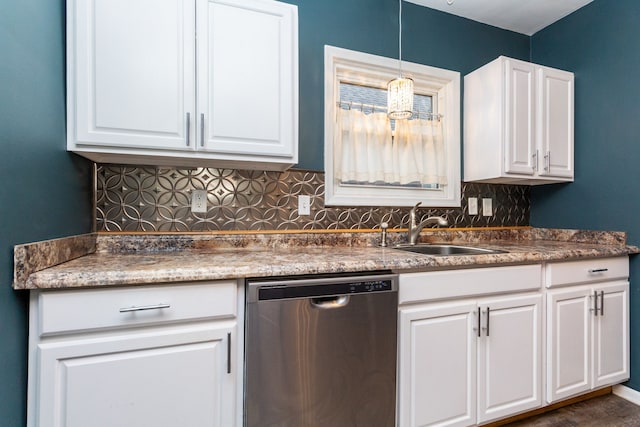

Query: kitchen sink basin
[393,244,506,256]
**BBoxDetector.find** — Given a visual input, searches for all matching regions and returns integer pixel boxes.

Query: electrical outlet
[191,189,207,213]
[468,197,478,215]
[482,198,493,217]
[298,195,311,216]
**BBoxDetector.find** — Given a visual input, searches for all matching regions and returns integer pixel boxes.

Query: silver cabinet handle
[227,332,232,374]
[593,290,599,316]
[200,113,205,147]
[186,112,191,146]
[486,307,491,337]
[600,290,605,316]
[544,151,550,171]
[119,303,170,313]
[589,268,609,274]
[532,150,538,171]
[476,307,481,337]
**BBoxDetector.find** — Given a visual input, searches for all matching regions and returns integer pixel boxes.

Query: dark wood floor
[505,394,640,426]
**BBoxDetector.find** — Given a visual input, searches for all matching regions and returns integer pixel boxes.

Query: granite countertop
[13,228,640,290]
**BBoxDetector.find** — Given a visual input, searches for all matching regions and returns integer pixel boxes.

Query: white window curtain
[336,109,392,183]
[394,115,448,186]
[335,108,447,186]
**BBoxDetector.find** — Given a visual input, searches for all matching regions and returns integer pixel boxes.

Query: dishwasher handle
[310,295,350,309]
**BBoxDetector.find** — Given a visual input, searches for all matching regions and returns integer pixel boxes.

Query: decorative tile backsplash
[96,165,530,232]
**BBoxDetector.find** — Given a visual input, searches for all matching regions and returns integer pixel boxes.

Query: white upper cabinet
[464,56,574,185]
[69,0,195,151]
[198,0,297,159]
[538,66,574,178]
[67,0,298,171]
[504,59,536,175]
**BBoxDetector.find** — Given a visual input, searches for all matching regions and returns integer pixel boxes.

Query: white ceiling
[406,0,594,36]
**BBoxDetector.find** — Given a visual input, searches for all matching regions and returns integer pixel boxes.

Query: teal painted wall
[0,0,530,422]
[0,0,93,424]
[530,0,640,391]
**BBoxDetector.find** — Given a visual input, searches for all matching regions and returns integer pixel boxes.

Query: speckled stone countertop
[13,228,640,290]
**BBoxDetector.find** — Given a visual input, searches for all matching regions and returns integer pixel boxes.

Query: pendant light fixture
[387,0,414,120]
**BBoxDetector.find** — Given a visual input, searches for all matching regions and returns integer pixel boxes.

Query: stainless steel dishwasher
[245,272,398,427]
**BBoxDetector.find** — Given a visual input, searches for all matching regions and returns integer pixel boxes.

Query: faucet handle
[380,221,389,247]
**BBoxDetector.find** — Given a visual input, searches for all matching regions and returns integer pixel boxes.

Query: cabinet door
[593,281,630,388]
[197,0,297,159]
[398,301,477,427]
[504,59,536,175]
[477,294,542,424]
[538,66,574,178]
[35,323,235,427]
[69,0,195,150]
[546,286,591,403]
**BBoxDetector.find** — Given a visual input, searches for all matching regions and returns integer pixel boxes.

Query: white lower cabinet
[545,257,630,403]
[399,300,477,427]
[27,281,242,427]
[477,293,542,424]
[398,265,543,427]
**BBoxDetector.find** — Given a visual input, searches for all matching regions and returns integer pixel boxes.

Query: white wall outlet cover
[468,197,478,215]
[191,189,208,213]
[482,198,493,216]
[298,195,311,215]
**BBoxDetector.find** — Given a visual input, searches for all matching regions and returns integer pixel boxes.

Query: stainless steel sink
[393,244,506,256]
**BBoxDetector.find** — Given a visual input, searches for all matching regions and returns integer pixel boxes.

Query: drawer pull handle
[119,303,171,313]
[588,268,609,274]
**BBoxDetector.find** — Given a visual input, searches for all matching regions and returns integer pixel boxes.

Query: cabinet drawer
[36,281,237,336]
[399,264,542,304]
[545,257,628,288]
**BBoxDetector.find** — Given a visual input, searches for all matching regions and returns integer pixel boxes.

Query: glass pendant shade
[387,76,414,120]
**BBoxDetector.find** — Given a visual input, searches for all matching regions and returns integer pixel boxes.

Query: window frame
[324,45,461,207]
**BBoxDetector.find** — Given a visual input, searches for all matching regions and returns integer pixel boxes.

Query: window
[324,46,461,207]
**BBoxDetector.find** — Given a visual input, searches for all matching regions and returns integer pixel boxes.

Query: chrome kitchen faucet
[407,202,448,245]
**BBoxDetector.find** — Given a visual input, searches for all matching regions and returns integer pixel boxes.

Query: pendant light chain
[398,0,403,76]
[387,0,414,120]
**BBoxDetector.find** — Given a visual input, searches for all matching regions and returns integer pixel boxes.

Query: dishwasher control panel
[247,273,398,302]
[349,279,394,293]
